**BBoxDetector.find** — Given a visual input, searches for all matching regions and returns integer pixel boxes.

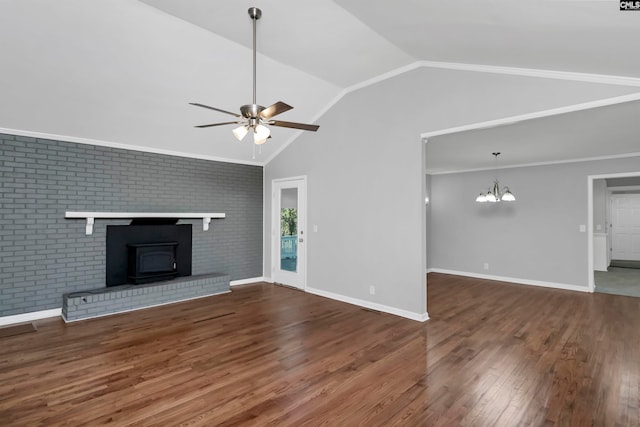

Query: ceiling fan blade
[195,121,239,128]
[260,101,293,119]
[189,103,241,117]
[271,120,319,132]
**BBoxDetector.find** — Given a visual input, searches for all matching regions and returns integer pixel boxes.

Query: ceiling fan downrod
[248,7,261,107]
[189,6,319,144]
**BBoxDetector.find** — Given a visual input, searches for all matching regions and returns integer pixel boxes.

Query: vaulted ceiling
[0,1,638,169]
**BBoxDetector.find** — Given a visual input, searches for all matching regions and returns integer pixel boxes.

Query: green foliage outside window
[281,208,297,236]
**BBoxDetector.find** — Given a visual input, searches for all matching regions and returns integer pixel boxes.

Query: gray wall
[0,133,263,317]
[264,66,633,317]
[430,156,640,288]
[593,179,607,233]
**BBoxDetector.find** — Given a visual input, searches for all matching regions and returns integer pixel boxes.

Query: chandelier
[475,152,516,203]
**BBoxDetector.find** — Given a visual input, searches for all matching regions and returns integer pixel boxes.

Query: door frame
[588,171,640,292]
[610,192,640,261]
[271,176,307,290]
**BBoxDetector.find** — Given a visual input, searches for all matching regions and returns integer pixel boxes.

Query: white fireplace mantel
[65,211,226,235]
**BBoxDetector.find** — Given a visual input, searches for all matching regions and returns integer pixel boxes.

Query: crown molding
[418,60,640,87]
[421,92,640,140]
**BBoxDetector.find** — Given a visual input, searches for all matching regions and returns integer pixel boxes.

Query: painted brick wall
[0,133,263,316]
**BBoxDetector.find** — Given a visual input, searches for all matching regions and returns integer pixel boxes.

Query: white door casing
[272,177,307,290]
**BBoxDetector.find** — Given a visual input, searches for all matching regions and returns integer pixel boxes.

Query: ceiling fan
[190,7,319,145]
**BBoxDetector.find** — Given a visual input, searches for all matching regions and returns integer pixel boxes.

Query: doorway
[272,177,306,290]
[589,173,640,296]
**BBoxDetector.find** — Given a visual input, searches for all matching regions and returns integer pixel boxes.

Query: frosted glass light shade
[253,124,270,145]
[485,192,498,203]
[475,193,486,202]
[501,189,516,201]
[232,125,249,141]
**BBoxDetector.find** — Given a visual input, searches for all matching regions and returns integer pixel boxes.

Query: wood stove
[127,241,179,284]
[106,221,192,287]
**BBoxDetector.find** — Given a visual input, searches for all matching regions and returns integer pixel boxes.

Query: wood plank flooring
[1,273,639,426]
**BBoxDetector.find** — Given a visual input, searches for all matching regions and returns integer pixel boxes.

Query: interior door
[611,194,640,261]
[272,177,306,289]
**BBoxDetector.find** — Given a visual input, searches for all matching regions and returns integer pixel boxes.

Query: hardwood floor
[1,273,639,426]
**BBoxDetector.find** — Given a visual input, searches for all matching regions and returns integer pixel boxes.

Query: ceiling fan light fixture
[232,125,249,141]
[253,124,270,145]
[190,6,319,150]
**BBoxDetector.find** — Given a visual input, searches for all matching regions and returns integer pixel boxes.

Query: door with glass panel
[272,177,306,289]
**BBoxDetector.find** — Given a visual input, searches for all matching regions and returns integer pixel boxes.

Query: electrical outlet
[369,285,375,295]
[313,224,318,232]
[483,263,489,270]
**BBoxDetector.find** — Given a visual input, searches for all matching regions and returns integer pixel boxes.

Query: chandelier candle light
[475,152,516,203]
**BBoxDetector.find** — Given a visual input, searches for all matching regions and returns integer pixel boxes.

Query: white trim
[262,91,344,164]
[590,171,640,180]
[427,152,640,175]
[421,93,640,140]
[0,308,61,326]
[306,287,429,322]
[0,127,264,166]
[62,291,231,323]
[272,175,308,184]
[262,167,267,280]
[230,277,266,287]
[418,60,640,88]
[429,268,592,293]
[65,211,225,219]
[588,178,595,292]
[345,62,425,94]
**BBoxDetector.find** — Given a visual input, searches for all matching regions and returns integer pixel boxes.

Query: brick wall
[0,133,263,316]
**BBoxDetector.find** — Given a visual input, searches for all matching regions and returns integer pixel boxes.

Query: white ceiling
[0,1,639,168]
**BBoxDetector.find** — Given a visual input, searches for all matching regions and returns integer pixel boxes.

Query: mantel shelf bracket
[86,218,95,235]
[64,212,226,236]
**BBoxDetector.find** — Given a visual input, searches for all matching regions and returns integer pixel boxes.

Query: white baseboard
[230,276,267,287]
[0,308,62,326]
[306,287,429,322]
[428,268,592,293]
